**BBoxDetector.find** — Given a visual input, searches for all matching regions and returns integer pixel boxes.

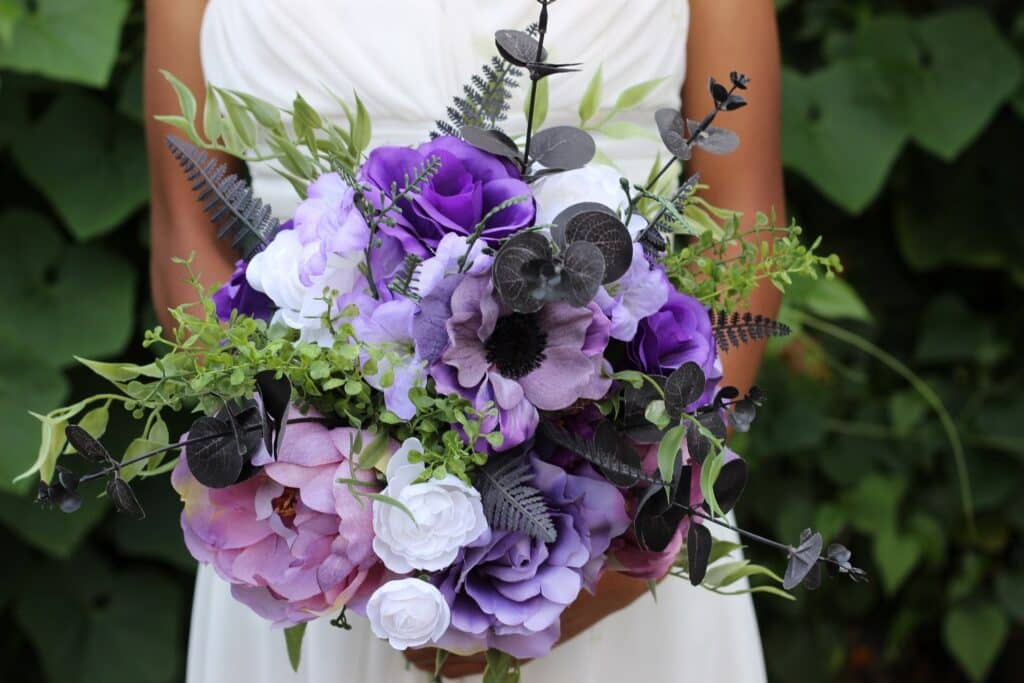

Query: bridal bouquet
[21,1,864,678]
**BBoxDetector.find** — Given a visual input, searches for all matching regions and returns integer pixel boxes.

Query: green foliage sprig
[156,71,373,197]
[662,210,842,311]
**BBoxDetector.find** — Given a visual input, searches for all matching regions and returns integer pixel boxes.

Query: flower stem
[520,1,551,170]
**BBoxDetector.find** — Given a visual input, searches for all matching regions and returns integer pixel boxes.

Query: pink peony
[172,416,386,627]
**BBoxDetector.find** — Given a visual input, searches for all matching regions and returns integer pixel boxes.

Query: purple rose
[627,274,721,407]
[432,455,629,658]
[360,136,535,256]
[211,220,293,322]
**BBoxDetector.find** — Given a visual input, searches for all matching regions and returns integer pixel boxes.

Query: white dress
[190,2,767,681]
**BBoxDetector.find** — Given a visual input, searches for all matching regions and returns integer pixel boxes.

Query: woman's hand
[403,571,652,677]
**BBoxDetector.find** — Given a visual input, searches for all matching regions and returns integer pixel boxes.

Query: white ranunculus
[372,438,488,573]
[366,578,451,651]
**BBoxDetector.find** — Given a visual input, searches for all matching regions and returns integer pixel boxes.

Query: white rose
[372,438,488,573]
[366,578,451,650]
[532,164,648,238]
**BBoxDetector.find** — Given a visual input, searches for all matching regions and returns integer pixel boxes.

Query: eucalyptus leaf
[494,29,546,67]
[687,522,712,585]
[106,477,145,520]
[559,240,604,307]
[655,107,691,160]
[563,211,632,283]
[184,416,245,489]
[528,126,595,170]
[783,528,823,590]
[664,362,706,417]
[461,125,521,160]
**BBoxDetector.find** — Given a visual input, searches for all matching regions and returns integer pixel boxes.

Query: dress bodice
[200,0,689,217]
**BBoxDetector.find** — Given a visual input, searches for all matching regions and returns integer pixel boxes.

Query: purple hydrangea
[431,273,611,450]
[360,136,535,256]
[627,274,721,407]
[432,455,630,658]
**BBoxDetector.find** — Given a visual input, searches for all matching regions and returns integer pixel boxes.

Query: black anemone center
[485,313,548,380]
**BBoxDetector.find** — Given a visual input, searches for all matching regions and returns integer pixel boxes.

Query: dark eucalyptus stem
[77,417,332,485]
[633,80,740,215]
[520,0,552,170]
[680,504,846,570]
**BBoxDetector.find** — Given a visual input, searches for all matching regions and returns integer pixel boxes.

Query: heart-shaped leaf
[11,94,148,240]
[529,126,595,170]
[687,521,713,585]
[564,211,632,283]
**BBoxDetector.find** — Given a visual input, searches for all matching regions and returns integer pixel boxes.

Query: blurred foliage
[0,1,1021,681]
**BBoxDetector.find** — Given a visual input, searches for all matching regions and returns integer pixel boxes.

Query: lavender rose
[627,274,721,407]
[432,455,630,658]
[360,136,535,256]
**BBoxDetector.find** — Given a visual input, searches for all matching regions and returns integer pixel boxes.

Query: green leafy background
[1,1,1022,681]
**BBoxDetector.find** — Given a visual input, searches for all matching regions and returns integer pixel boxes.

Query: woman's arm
[145,0,239,330]
[683,0,786,393]
[408,0,786,675]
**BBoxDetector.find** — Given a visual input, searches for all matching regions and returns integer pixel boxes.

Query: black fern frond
[710,310,791,352]
[165,135,280,259]
[474,455,556,543]
[430,24,538,138]
[387,254,423,299]
[539,422,661,486]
